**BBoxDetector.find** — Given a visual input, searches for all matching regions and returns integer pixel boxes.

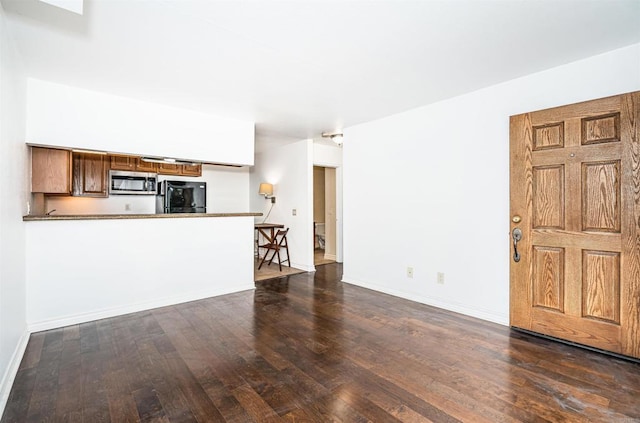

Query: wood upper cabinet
[180,163,202,177]
[110,156,136,171]
[33,149,203,198]
[157,162,202,176]
[31,147,72,194]
[157,162,181,175]
[135,159,158,172]
[110,156,158,172]
[73,153,109,197]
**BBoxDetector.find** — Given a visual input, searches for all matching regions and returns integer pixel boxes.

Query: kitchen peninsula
[24,212,260,332]
[25,151,260,335]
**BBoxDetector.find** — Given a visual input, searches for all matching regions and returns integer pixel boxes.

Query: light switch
[292,209,297,216]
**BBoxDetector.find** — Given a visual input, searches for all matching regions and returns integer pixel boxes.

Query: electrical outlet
[407,267,414,278]
[125,203,131,211]
[292,208,297,216]
[437,272,445,284]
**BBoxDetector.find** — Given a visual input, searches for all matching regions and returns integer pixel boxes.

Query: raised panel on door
[110,155,135,171]
[73,153,109,197]
[582,113,620,145]
[532,122,564,150]
[581,160,620,232]
[135,159,158,172]
[532,165,564,229]
[157,162,181,175]
[510,91,640,359]
[531,246,564,312]
[31,147,72,193]
[582,250,620,324]
[180,164,202,176]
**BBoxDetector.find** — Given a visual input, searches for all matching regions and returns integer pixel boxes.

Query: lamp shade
[258,183,273,197]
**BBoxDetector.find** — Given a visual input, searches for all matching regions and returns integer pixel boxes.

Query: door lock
[512,228,522,262]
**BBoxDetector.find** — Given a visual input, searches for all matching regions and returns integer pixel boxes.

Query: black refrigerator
[157,180,207,213]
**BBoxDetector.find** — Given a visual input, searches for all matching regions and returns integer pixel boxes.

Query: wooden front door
[510,92,640,359]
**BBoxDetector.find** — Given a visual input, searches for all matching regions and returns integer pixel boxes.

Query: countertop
[23,212,262,221]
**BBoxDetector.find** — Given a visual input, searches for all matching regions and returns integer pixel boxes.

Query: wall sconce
[259,182,276,203]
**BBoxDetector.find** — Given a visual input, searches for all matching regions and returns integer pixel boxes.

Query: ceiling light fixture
[71,148,107,155]
[322,132,344,146]
[140,157,201,166]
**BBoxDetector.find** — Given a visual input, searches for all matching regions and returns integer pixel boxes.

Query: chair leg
[276,249,282,271]
[258,249,269,269]
[267,248,277,266]
[258,246,277,269]
[282,242,290,267]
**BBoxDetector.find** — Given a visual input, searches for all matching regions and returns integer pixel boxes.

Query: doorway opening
[313,166,336,266]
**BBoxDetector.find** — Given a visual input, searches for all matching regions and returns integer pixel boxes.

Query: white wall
[251,139,315,271]
[26,79,255,166]
[313,142,343,167]
[201,166,250,213]
[343,43,640,325]
[0,4,28,416]
[25,216,255,331]
[46,164,250,215]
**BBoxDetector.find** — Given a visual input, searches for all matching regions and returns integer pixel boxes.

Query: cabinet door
[73,153,109,197]
[110,156,135,171]
[31,147,72,194]
[181,164,202,176]
[135,159,158,172]
[157,162,182,175]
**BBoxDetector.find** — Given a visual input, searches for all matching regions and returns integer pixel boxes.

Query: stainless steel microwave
[109,170,157,195]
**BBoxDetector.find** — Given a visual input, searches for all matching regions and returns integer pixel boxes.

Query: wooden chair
[258,228,290,271]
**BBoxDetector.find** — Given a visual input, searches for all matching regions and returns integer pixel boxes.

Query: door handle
[512,228,522,262]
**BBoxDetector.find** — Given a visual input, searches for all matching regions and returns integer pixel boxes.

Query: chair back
[274,228,289,245]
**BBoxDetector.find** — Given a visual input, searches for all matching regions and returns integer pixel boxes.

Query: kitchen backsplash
[44,195,155,215]
[41,165,250,215]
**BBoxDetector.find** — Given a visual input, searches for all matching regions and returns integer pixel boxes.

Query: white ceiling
[2,0,640,151]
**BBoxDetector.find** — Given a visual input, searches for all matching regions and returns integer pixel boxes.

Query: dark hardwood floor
[3,263,640,422]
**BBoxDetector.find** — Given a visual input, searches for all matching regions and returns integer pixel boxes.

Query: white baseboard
[290,262,315,272]
[27,284,255,333]
[323,253,337,261]
[341,275,509,326]
[0,330,29,419]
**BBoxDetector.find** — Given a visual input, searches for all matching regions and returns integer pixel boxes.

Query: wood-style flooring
[314,249,335,266]
[253,258,304,282]
[3,263,640,422]
[254,249,333,282]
